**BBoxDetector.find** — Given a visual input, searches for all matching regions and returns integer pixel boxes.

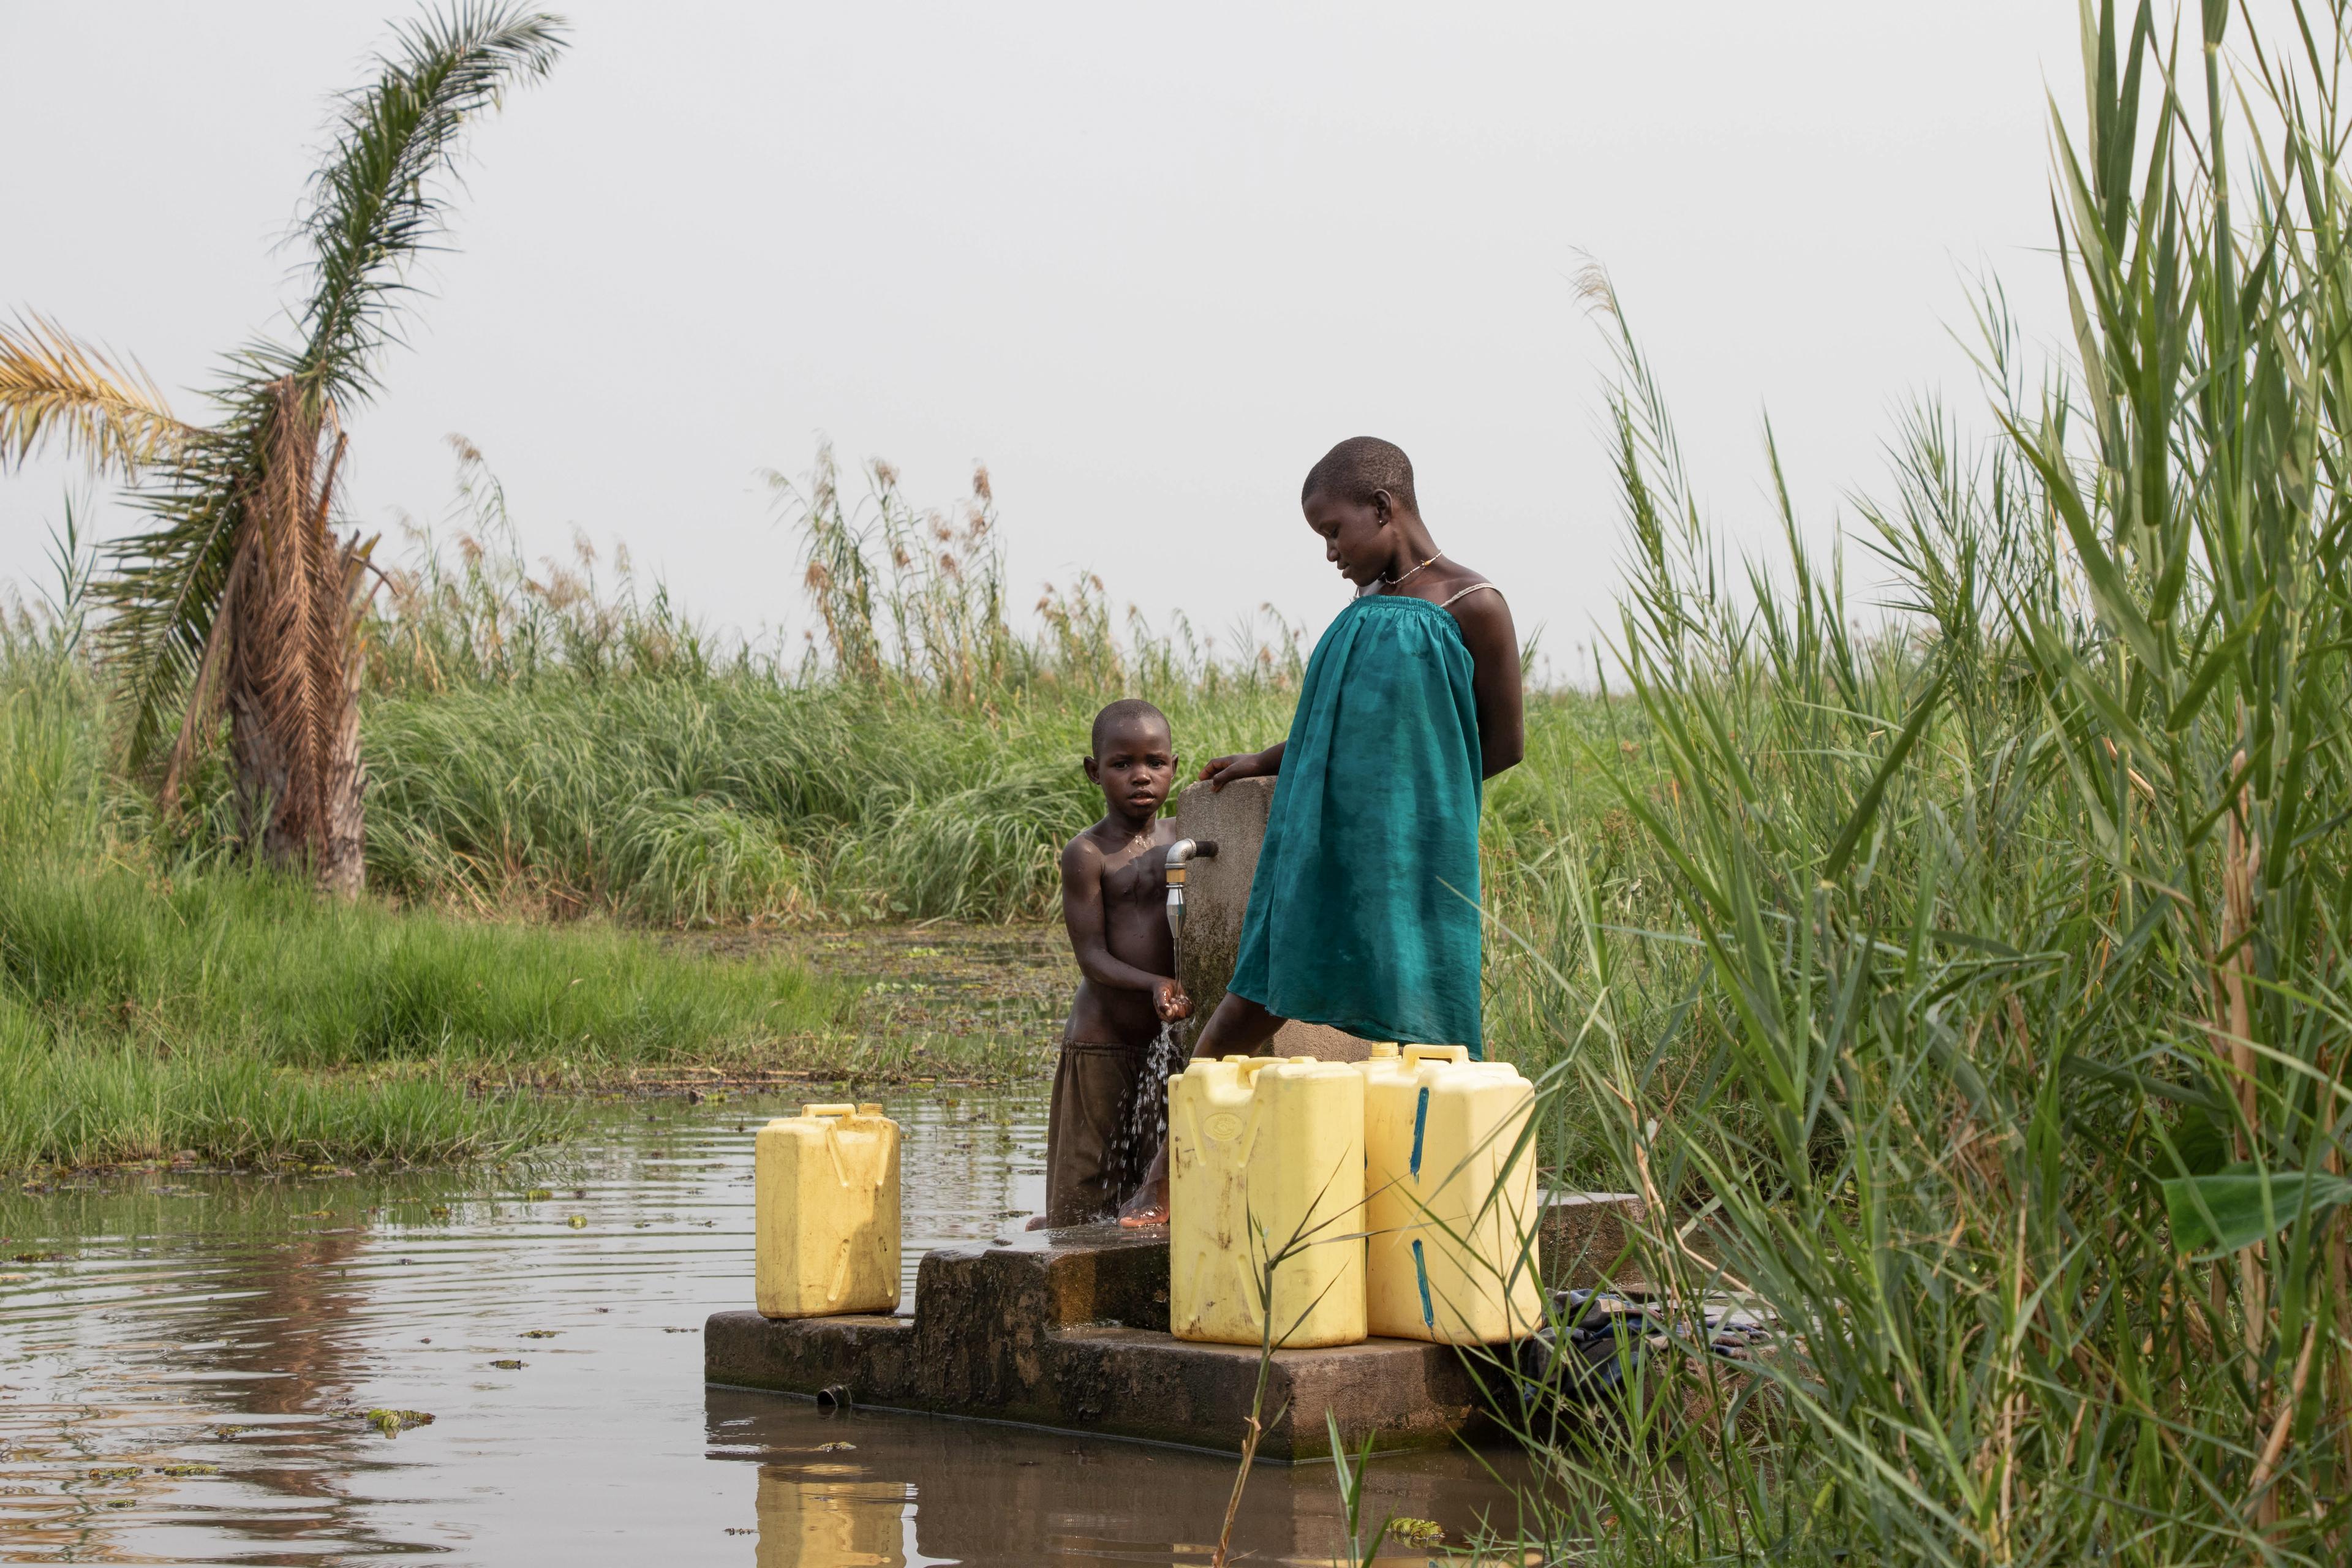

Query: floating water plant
[363,1409,434,1437]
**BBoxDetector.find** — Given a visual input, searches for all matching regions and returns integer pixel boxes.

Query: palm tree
[0,4,565,895]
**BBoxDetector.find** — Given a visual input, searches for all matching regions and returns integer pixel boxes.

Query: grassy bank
[0,478,1647,1172]
[0,648,882,1170]
[0,616,1637,1172]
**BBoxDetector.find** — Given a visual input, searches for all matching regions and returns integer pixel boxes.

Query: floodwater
[0,1090,1539,1565]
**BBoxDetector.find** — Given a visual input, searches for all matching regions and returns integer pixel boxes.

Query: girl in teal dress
[1120,436,1523,1224]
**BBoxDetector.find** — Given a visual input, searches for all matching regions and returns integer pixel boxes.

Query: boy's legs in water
[1115,992,1286,1226]
[1039,1039,1150,1227]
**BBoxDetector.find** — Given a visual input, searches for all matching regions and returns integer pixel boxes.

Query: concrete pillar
[1168,776,1368,1061]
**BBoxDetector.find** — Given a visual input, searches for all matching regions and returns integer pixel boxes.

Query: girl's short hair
[1303,436,1416,514]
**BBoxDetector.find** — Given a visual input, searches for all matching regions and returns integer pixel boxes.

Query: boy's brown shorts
[1042,1039,1158,1227]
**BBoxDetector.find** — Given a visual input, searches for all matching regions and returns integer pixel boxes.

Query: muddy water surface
[0,1091,1533,1566]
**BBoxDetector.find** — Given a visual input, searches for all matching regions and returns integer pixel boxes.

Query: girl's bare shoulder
[1417,561,1504,615]
[1425,566,1513,655]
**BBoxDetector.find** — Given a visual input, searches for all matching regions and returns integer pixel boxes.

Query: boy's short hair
[1302,436,1417,516]
[1091,698,1170,756]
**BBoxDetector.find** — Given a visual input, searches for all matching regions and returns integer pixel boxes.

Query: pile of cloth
[1507,1288,1777,1439]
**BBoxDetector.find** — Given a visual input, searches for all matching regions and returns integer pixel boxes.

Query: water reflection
[753,1468,909,1567]
[1,1090,1532,1566]
[717,1389,1537,1566]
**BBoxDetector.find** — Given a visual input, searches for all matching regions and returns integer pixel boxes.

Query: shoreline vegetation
[0,509,1636,1171]
[0,431,1649,1174]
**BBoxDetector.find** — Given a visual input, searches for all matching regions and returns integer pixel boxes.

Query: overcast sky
[2,2,2081,675]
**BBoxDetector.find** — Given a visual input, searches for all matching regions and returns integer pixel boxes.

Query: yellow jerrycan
[1168,1055,1366,1348]
[1363,1046,1542,1343]
[755,1103,901,1319]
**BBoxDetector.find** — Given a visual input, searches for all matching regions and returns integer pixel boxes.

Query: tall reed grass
[1485,3,2352,1560]
[336,435,1634,943]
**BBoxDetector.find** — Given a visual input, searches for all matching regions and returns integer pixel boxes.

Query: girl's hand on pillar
[1197,747,1280,790]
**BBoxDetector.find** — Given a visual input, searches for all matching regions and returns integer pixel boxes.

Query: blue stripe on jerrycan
[1362,1046,1543,1344]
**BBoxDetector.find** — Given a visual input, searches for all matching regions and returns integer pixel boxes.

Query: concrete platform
[706,1223,1506,1462]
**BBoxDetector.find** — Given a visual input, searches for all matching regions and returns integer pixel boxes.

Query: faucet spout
[1164,838,1219,944]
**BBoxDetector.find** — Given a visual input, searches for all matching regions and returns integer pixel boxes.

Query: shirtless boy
[1038,698,1194,1227]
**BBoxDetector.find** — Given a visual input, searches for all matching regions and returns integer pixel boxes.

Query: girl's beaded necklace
[1381,550,1444,589]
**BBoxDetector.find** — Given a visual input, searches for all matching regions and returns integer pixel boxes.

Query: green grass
[353,672,1626,921]
[0,1001,566,1170]
[0,647,864,1170]
[0,857,850,1070]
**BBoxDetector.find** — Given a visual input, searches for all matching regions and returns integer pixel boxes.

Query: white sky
[2,2,2082,676]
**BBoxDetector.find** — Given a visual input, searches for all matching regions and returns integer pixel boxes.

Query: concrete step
[708,1197,1654,1460]
[706,1221,1514,1461]
[705,1308,1496,1462]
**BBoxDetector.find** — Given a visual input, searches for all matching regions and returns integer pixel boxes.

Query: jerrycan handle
[1236,1055,1318,1081]
[801,1103,858,1118]
[1401,1045,1469,1068]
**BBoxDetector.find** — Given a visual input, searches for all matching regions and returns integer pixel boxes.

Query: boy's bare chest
[1099,842,1165,909]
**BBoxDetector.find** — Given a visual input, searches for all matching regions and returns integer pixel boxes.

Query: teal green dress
[1227,592,1485,1054]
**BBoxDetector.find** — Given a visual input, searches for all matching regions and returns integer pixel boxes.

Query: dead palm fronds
[0,3,565,894]
[178,382,375,893]
[0,314,200,481]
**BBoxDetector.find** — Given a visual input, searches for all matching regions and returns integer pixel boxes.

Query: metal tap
[1164,838,1219,943]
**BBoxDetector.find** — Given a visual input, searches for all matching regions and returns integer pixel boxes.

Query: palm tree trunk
[223,380,368,898]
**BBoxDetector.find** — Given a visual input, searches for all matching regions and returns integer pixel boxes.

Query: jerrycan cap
[1367,1041,1400,1058]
